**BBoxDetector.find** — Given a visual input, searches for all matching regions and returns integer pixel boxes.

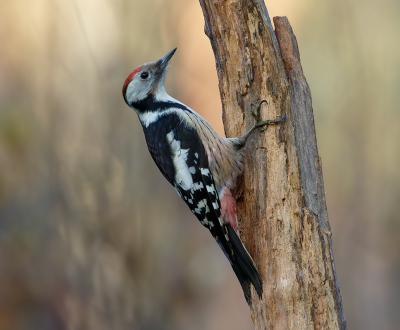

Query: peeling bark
[198,1,346,329]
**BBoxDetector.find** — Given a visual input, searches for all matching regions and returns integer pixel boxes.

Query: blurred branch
[199,1,346,329]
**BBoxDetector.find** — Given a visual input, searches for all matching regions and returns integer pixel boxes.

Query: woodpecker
[122,48,285,303]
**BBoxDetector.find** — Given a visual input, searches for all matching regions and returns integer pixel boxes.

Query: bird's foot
[250,100,286,132]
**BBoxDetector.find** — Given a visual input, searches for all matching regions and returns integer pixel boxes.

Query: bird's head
[122,48,177,108]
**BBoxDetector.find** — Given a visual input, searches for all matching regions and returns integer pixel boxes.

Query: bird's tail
[227,225,263,304]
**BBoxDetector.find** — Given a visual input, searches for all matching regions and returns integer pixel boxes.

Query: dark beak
[157,47,177,71]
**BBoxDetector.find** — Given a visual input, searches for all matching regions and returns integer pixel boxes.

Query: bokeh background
[1,0,399,329]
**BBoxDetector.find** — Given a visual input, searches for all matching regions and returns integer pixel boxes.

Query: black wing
[141,111,263,303]
[142,113,234,261]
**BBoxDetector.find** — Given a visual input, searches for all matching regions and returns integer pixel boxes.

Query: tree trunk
[198,1,346,329]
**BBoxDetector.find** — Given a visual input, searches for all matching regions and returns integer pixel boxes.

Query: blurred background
[0,0,399,329]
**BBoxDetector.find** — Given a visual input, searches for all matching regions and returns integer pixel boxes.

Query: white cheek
[126,78,149,105]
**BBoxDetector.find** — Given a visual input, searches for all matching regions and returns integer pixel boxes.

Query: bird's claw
[250,99,286,131]
[250,100,267,123]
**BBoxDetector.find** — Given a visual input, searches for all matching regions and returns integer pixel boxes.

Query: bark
[198,1,346,329]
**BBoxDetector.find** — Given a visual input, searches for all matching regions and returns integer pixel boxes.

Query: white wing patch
[166,130,193,191]
[206,185,216,195]
[200,168,210,176]
[194,198,207,214]
[193,182,204,190]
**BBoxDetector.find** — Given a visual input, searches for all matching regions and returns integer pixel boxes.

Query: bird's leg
[250,100,286,132]
[236,100,286,146]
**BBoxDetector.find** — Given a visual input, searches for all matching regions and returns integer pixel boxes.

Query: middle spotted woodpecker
[122,48,285,303]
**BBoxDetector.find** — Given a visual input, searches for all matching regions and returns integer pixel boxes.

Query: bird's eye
[140,72,149,79]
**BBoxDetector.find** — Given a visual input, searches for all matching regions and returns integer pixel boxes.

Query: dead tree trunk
[198,1,346,329]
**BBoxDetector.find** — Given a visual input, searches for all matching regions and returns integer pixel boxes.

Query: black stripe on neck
[131,94,189,113]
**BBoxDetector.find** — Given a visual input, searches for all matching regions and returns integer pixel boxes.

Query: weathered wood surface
[198,1,346,329]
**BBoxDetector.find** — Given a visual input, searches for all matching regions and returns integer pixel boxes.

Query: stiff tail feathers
[227,225,263,304]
